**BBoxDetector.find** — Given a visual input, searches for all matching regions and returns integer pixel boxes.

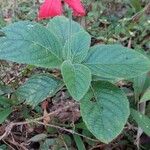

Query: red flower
[38,0,62,19]
[38,0,86,19]
[64,0,85,16]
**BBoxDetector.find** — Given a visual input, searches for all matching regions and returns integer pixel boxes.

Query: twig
[59,134,69,150]
[131,2,150,22]
[0,102,99,143]
[90,143,106,150]
[34,121,99,142]
[0,123,14,140]
[0,103,77,141]
[8,139,28,150]
[127,38,132,48]
[0,102,98,143]
[2,139,16,150]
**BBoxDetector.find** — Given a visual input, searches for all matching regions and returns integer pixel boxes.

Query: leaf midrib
[5,38,63,62]
[3,26,63,62]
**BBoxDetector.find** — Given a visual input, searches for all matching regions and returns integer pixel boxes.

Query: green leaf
[131,109,150,136]
[0,108,12,124]
[16,74,62,107]
[47,16,85,44]
[73,134,86,150]
[0,17,6,29]
[0,144,8,150]
[47,16,91,63]
[0,96,14,107]
[80,81,130,143]
[40,139,56,150]
[140,88,150,102]
[84,44,150,79]
[28,134,47,142]
[131,0,142,12]
[133,73,148,99]
[61,60,91,101]
[92,75,120,83]
[0,21,63,68]
[63,31,91,63]
[0,84,13,95]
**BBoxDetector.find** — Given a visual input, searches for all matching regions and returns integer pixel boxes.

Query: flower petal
[64,0,86,16]
[38,0,62,19]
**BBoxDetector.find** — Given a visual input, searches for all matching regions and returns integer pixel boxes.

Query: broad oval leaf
[61,60,91,101]
[63,31,91,63]
[0,21,63,68]
[0,108,12,124]
[16,74,62,107]
[47,16,85,44]
[80,81,130,143]
[131,109,150,136]
[84,45,150,79]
